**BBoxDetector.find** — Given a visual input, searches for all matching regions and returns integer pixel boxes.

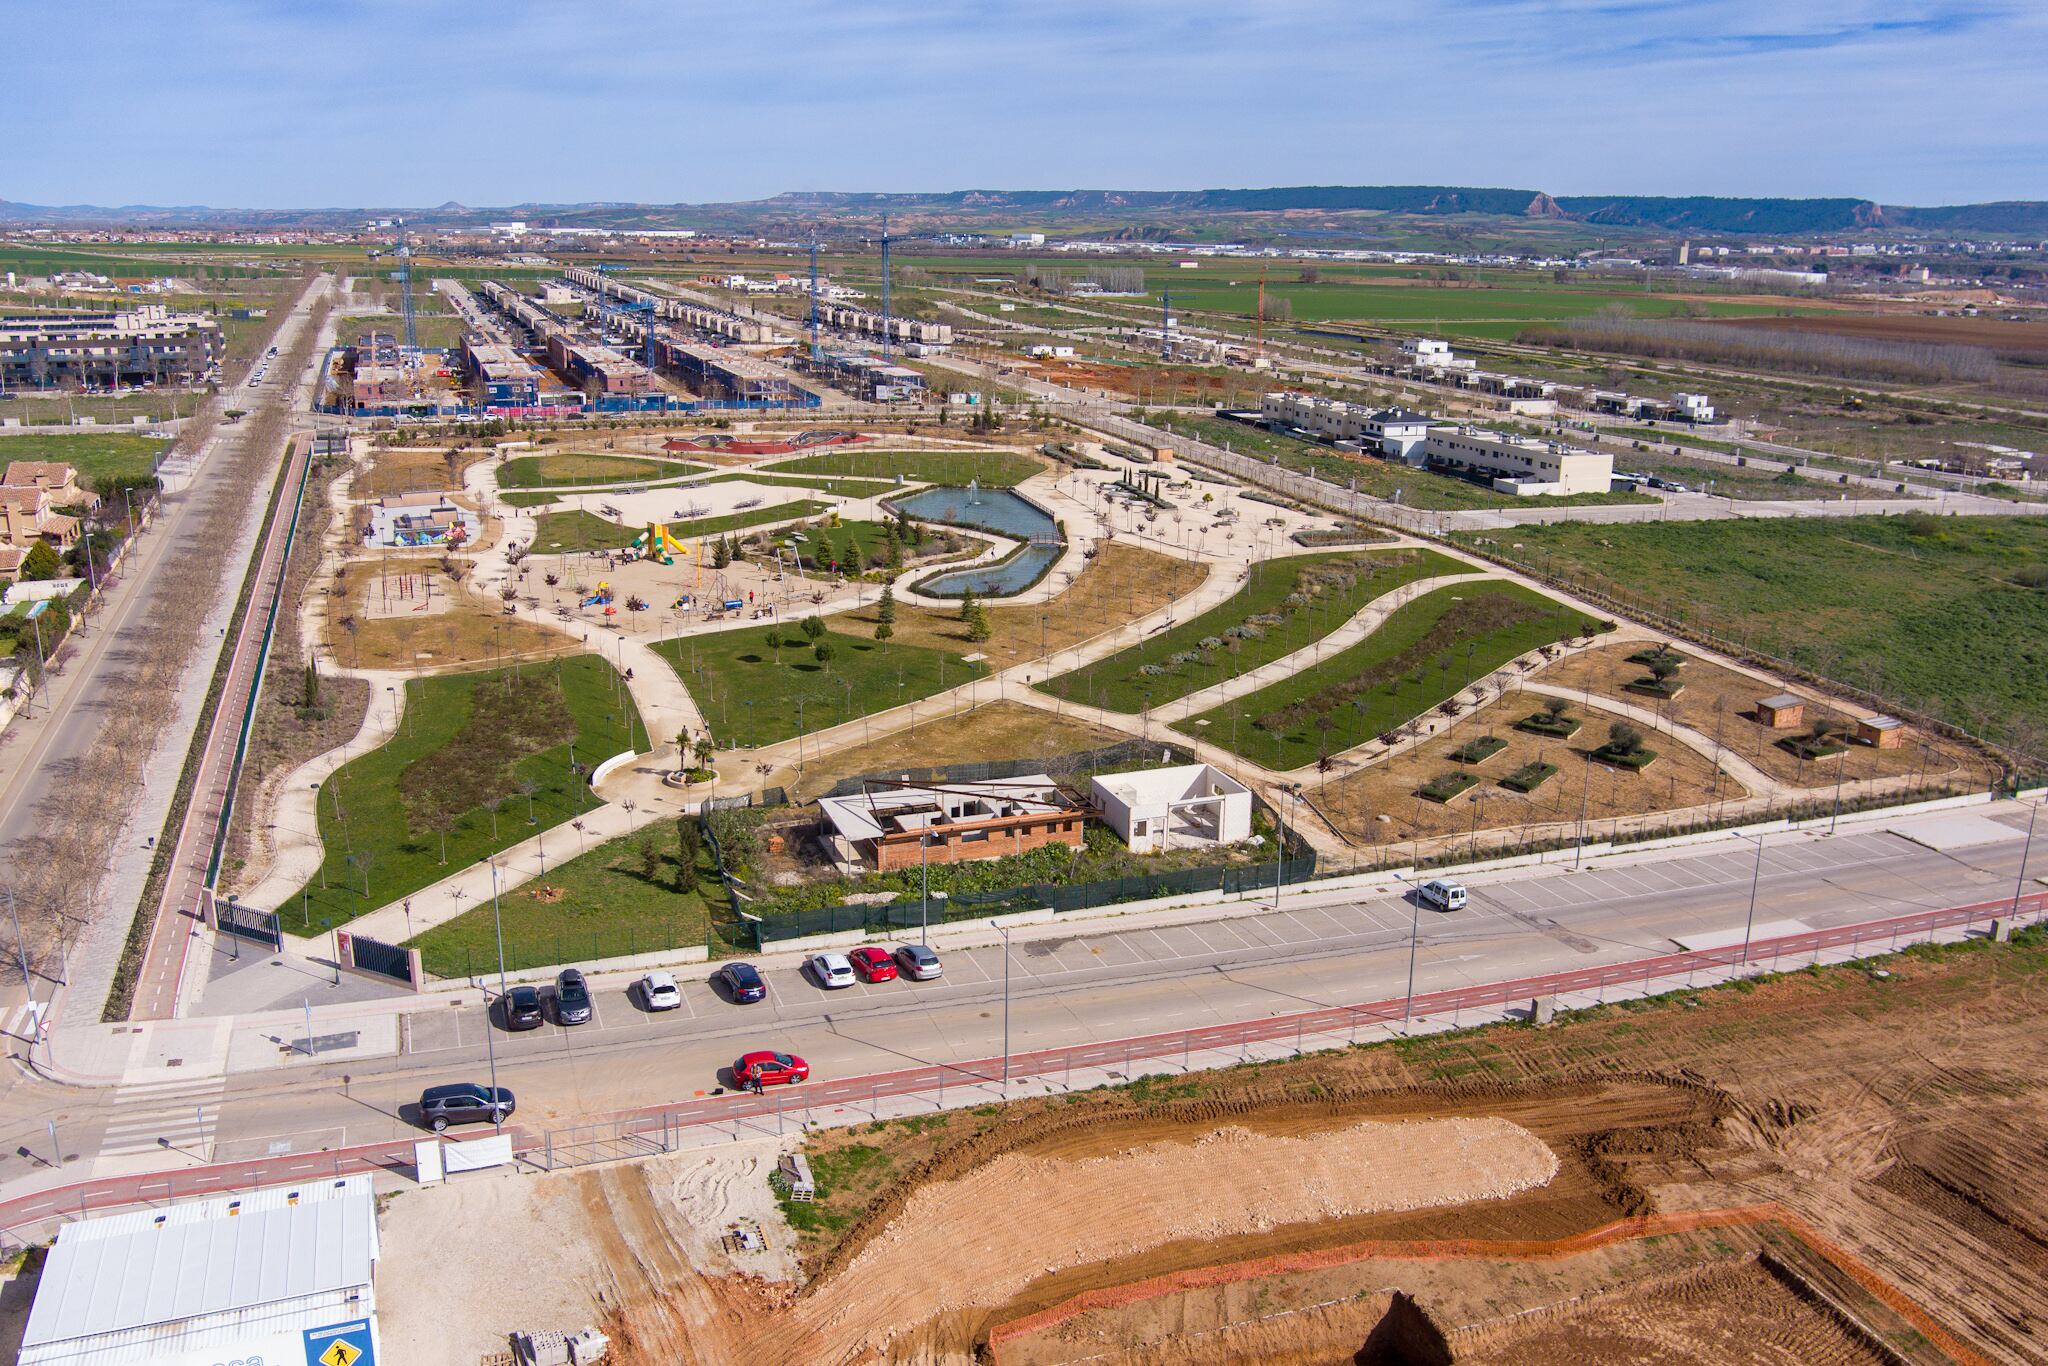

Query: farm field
[760,447,1045,487]
[1039,548,1463,713]
[1178,582,1601,770]
[557,929,2048,1365]
[1461,515,2048,751]
[285,656,644,930]
[0,431,169,491]
[653,624,987,749]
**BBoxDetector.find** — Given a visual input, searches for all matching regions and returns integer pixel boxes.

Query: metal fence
[340,930,413,986]
[532,1110,685,1170]
[216,900,282,953]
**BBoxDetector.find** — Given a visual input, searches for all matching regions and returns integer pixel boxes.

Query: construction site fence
[736,853,1319,949]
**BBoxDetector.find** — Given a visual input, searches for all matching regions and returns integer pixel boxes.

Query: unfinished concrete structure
[816,777,1086,872]
[1089,764,1252,853]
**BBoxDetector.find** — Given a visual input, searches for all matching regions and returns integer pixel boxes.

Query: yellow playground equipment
[631,522,692,565]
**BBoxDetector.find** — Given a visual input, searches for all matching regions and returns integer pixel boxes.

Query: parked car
[503,985,544,1031]
[418,1082,515,1132]
[732,1051,808,1089]
[808,953,856,989]
[555,968,593,1024]
[717,962,767,1003]
[848,946,898,983]
[640,970,682,1011]
[1417,878,1468,912]
[893,943,944,981]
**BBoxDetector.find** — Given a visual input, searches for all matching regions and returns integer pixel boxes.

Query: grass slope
[653,625,987,748]
[760,448,1044,487]
[1040,548,1463,713]
[0,432,168,492]
[285,656,644,930]
[1179,582,1600,769]
[1456,514,2048,749]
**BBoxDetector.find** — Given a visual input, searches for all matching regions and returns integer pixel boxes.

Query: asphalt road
[3,813,2030,1185]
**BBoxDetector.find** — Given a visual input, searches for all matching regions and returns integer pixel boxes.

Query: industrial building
[20,1175,381,1366]
[0,304,222,389]
[817,349,927,402]
[816,301,953,349]
[817,777,1086,872]
[1421,426,1615,496]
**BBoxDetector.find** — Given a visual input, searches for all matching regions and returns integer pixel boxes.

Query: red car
[848,946,899,983]
[732,1051,809,1088]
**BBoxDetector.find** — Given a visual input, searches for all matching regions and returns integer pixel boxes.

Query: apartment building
[1421,426,1614,496]
[0,305,222,389]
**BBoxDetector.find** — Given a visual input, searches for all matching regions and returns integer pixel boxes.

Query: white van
[1418,879,1468,911]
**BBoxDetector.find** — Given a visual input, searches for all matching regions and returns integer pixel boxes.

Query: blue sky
[9,0,2043,208]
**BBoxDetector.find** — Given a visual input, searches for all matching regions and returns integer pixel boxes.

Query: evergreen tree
[957,585,978,624]
[19,541,58,581]
[874,621,894,641]
[877,583,897,624]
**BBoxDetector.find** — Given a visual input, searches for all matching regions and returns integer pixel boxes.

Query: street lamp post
[994,921,1012,1087]
[1402,875,1422,1033]
[489,858,509,999]
[2012,801,2039,922]
[1741,833,1766,965]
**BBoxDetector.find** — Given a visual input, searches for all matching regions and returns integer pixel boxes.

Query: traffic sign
[304,1320,376,1366]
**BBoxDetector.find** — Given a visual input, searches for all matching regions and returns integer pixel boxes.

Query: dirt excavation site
[375,932,2048,1365]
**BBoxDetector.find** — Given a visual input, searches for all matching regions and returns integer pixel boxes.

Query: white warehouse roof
[23,1175,377,1360]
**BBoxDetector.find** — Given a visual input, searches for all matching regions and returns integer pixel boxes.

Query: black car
[503,985,544,1031]
[555,968,593,1025]
[716,962,767,1004]
[418,1083,515,1132]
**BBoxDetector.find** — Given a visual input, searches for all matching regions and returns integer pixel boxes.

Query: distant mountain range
[3,185,2045,238]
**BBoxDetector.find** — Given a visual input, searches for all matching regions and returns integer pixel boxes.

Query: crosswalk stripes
[99,1077,227,1158]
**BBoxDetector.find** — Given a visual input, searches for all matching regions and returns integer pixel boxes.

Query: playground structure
[630,522,692,566]
[580,581,613,609]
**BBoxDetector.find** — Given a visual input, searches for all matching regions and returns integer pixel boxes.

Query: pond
[894,485,1065,598]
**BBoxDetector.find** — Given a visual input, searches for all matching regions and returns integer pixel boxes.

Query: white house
[1671,392,1716,423]
[1089,764,1252,853]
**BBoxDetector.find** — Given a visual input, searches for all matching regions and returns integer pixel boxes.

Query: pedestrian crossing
[98,1076,226,1159]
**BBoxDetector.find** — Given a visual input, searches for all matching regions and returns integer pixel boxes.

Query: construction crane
[395,218,418,359]
[1161,286,1172,361]
[1256,264,1267,360]
[867,215,945,360]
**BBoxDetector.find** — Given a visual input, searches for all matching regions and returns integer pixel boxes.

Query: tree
[813,640,836,668]
[957,585,979,625]
[874,621,894,641]
[674,819,702,888]
[694,735,717,770]
[301,660,321,711]
[19,541,59,581]
[764,629,782,666]
[965,601,993,643]
[1606,722,1644,756]
[711,536,732,569]
[1543,697,1571,720]
[876,583,897,624]
[1298,265,1321,284]
[637,841,663,882]
[799,614,826,641]
[1647,658,1681,685]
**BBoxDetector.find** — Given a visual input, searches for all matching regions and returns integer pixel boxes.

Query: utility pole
[1741,833,1765,965]
[2013,801,2039,922]
[994,921,1012,1087]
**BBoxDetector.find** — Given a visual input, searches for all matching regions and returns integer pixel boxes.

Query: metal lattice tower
[880,214,895,360]
[1161,287,1171,360]
[396,219,418,357]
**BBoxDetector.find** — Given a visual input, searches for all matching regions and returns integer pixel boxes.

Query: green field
[284,656,644,931]
[1152,417,1653,511]
[654,625,988,748]
[496,452,703,489]
[407,819,717,978]
[1040,548,1463,713]
[0,432,169,492]
[1132,277,1817,330]
[670,499,832,540]
[1455,515,2048,750]
[760,448,1044,487]
[498,489,559,508]
[530,510,636,553]
[702,471,900,499]
[1178,582,1600,769]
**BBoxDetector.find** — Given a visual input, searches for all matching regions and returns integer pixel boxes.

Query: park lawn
[0,432,169,492]
[531,510,635,553]
[1152,417,1652,511]
[497,452,704,488]
[1041,548,1464,713]
[672,499,831,539]
[700,471,900,499]
[1454,514,2048,750]
[760,448,1045,487]
[284,655,645,931]
[497,490,559,508]
[1178,582,1602,770]
[406,819,717,978]
[653,625,987,749]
